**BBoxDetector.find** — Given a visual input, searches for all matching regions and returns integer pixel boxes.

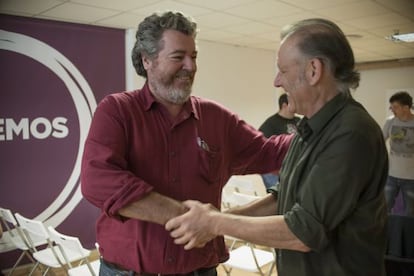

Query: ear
[142,55,152,70]
[306,58,323,86]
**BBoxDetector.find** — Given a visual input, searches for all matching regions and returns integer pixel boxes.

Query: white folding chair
[0,210,17,254]
[224,191,263,245]
[225,176,259,196]
[15,213,92,276]
[222,244,276,276]
[0,208,47,275]
[221,191,276,276]
[68,259,100,276]
[47,226,98,276]
[222,176,260,210]
[231,191,262,205]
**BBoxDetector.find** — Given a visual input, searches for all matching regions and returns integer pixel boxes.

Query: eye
[171,55,184,61]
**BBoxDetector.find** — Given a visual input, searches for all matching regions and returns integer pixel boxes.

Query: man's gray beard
[167,87,192,104]
[150,77,193,105]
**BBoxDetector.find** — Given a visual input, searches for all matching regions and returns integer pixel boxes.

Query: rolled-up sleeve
[284,203,329,251]
[81,95,153,218]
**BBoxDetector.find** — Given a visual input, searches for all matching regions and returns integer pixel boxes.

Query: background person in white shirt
[383,91,414,216]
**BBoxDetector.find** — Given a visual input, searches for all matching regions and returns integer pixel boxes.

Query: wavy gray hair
[131,11,197,78]
[281,18,360,93]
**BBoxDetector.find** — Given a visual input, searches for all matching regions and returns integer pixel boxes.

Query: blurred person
[167,18,388,276]
[80,11,292,275]
[383,91,414,216]
[259,93,300,191]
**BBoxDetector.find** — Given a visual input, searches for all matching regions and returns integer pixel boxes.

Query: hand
[165,200,219,250]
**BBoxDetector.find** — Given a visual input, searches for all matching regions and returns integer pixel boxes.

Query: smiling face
[144,29,198,105]
[274,37,311,116]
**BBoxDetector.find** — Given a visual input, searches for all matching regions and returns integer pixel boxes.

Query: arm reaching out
[166,198,310,252]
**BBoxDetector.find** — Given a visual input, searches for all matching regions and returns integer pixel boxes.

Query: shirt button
[170,151,176,157]
[167,257,175,263]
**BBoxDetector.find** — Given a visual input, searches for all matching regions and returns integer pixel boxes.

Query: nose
[183,56,197,72]
[274,72,282,88]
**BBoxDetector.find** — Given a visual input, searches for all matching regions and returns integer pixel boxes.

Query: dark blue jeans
[261,173,279,192]
[99,259,217,276]
[385,175,414,216]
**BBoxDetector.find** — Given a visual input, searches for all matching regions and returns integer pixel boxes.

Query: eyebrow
[168,50,198,56]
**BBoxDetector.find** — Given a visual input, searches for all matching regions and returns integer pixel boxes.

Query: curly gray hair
[131,11,198,78]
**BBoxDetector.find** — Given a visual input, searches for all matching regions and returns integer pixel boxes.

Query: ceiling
[1,0,414,64]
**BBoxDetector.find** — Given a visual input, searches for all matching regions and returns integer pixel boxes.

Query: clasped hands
[165,200,219,250]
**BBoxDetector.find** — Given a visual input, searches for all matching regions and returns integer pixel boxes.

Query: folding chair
[0,208,47,275]
[47,226,97,276]
[15,213,92,276]
[221,191,276,276]
[68,259,100,276]
[224,191,263,244]
[222,176,261,210]
[222,244,276,276]
[225,176,260,196]
[0,207,21,254]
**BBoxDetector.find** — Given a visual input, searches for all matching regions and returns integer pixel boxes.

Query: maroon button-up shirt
[81,82,292,273]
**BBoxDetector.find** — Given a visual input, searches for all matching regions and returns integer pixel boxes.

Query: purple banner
[0,14,125,269]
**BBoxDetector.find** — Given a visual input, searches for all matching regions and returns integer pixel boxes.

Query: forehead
[160,29,196,53]
[277,37,301,66]
[390,102,403,107]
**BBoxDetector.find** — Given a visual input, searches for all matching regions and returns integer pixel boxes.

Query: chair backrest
[47,226,89,259]
[14,213,50,249]
[0,207,18,232]
[0,207,22,252]
[222,177,261,209]
[48,226,95,274]
[231,191,262,206]
[0,208,34,249]
[225,176,258,195]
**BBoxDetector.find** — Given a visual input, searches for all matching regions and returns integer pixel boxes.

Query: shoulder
[96,90,141,118]
[335,100,384,143]
[101,90,139,105]
[191,96,236,117]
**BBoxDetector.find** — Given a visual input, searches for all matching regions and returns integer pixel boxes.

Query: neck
[304,80,340,118]
[399,111,414,122]
[278,108,295,119]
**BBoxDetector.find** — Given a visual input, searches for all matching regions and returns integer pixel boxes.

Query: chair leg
[7,250,36,276]
[221,264,232,276]
[7,252,25,276]
[41,266,50,276]
[28,262,40,276]
[267,261,276,276]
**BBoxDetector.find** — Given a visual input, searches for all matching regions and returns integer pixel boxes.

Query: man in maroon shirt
[81,11,292,275]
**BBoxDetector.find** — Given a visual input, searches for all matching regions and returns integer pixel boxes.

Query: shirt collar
[140,81,199,120]
[297,117,312,140]
[302,92,350,140]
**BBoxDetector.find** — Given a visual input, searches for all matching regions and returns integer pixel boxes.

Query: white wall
[354,66,414,126]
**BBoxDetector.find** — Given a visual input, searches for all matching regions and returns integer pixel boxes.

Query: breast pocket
[198,143,223,184]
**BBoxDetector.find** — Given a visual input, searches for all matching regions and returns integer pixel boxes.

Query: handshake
[165,200,220,250]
